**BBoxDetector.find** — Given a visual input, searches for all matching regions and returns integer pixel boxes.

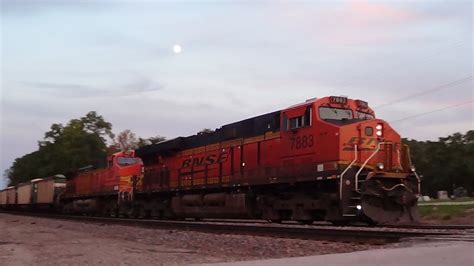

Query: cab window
[319,107,353,120]
[117,157,137,166]
[356,111,375,120]
[288,106,312,130]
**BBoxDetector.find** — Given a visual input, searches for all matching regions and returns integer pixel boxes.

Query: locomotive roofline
[136,96,375,159]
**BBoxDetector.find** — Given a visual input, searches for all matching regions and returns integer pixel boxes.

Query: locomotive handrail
[380,183,412,192]
[396,148,403,171]
[413,171,421,195]
[339,144,358,200]
[355,142,385,192]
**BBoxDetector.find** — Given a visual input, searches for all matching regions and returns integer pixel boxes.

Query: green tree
[197,128,214,135]
[137,135,167,147]
[404,130,474,197]
[7,111,114,186]
[112,129,139,151]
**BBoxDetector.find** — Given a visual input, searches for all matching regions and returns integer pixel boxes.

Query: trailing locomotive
[0,96,420,225]
[61,150,143,215]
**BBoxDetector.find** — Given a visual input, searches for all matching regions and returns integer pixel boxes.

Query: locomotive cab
[280,96,419,224]
[108,151,144,202]
[318,96,419,224]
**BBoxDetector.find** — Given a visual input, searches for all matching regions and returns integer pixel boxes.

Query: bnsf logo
[182,151,229,168]
[343,137,378,151]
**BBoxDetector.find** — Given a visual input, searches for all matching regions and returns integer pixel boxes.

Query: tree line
[4,112,473,197]
[4,112,166,186]
[403,130,474,197]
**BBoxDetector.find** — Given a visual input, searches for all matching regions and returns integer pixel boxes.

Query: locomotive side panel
[242,141,259,182]
[75,173,93,196]
[97,170,115,194]
[259,136,281,180]
[72,170,114,196]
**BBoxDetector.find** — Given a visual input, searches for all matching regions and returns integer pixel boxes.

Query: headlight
[376,124,383,137]
[356,205,362,210]
[410,165,416,172]
[376,163,384,171]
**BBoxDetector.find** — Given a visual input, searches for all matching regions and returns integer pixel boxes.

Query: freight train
[0,96,420,225]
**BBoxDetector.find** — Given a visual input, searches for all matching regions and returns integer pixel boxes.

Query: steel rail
[0,211,458,244]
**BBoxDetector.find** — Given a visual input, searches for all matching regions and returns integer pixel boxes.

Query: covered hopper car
[0,175,66,210]
[6,187,16,205]
[0,189,6,206]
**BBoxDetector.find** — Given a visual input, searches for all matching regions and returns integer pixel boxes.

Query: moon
[173,44,182,54]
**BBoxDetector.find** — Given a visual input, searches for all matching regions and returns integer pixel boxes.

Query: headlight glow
[376,124,383,137]
[376,163,384,171]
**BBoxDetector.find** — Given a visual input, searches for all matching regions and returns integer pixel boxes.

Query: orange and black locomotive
[134,96,420,224]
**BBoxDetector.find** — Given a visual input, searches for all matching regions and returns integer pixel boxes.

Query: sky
[0,0,472,188]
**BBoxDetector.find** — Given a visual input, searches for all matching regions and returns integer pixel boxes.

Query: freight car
[6,186,16,206]
[0,189,6,206]
[16,181,33,207]
[33,175,66,209]
[0,186,16,209]
[0,175,66,210]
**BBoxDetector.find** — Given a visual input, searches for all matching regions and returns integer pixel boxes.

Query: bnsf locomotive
[0,96,420,225]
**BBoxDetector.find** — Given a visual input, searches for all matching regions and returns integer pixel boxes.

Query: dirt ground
[0,213,388,266]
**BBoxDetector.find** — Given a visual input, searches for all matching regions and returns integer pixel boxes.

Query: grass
[422,197,474,203]
[419,204,474,220]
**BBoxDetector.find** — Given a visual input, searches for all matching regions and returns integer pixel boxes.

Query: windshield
[117,157,137,166]
[356,111,375,120]
[319,107,353,120]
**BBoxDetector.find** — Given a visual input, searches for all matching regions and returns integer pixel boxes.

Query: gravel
[0,213,401,265]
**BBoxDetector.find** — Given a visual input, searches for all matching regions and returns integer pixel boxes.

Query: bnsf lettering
[181,152,229,168]
[344,137,378,150]
[347,137,377,146]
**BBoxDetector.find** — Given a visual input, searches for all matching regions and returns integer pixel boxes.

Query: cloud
[18,77,162,98]
[0,0,113,16]
[343,1,416,27]
[270,1,421,46]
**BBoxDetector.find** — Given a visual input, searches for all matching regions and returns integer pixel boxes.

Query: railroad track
[202,218,474,230]
[3,211,470,244]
